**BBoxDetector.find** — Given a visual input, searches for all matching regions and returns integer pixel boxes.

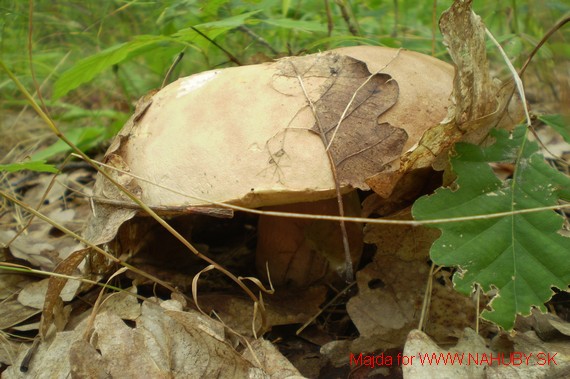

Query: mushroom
[90,46,454,287]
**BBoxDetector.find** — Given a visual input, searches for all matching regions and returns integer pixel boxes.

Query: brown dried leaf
[0,169,93,269]
[346,210,478,353]
[0,211,83,271]
[0,299,40,330]
[347,256,432,353]
[4,298,296,378]
[40,247,89,338]
[199,286,327,337]
[275,53,405,189]
[69,339,109,378]
[243,339,305,379]
[403,328,570,379]
[0,336,25,370]
[403,329,489,379]
[440,0,497,123]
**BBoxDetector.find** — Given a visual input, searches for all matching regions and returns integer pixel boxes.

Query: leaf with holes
[413,125,570,330]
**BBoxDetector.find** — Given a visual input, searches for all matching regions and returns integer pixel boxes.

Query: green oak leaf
[539,114,570,144]
[413,125,570,330]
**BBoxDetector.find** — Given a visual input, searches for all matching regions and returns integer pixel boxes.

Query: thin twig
[296,281,356,335]
[335,0,359,36]
[324,0,334,39]
[0,262,140,295]
[519,16,569,76]
[19,336,40,373]
[475,284,481,334]
[80,154,570,226]
[191,26,242,66]
[484,24,531,126]
[238,25,279,55]
[290,61,354,282]
[161,50,185,89]
[418,262,435,331]
[83,267,129,340]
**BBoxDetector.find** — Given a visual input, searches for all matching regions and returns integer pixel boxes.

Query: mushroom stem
[256,193,363,288]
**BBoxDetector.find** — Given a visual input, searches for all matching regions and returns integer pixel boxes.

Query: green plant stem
[511,0,519,34]
[1,262,126,295]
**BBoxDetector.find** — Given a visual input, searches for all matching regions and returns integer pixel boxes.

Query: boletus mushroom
[89,46,454,288]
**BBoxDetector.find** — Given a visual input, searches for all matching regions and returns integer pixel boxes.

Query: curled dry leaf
[367,0,525,196]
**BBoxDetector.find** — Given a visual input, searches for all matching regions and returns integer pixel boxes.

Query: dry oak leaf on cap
[270,52,403,189]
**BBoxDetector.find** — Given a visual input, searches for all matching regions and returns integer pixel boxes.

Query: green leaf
[53,11,261,99]
[304,36,393,51]
[191,10,261,30]
[0,161,58,173]
[261,18,328,33]
[413,125,570,330]
[282,0,291,17]
[174,10,261,41]
[53,35,174,99]
[539,114,570,144]
[31,126,106,161]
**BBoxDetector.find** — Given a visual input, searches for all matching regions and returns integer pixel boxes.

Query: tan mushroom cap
[110,46,454,209]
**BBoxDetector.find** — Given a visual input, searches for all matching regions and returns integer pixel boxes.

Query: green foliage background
[1,0,569,330]
[1,1,568,119]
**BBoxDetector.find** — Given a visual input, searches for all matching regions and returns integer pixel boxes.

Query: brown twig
[431,0,438,55]
[324,0,334,38]
[519,15,570,76]
[335,0,359,36]
[91,196,234,218]
[238,25,279,55]
[161,50,185,89]
[191,26,242,66]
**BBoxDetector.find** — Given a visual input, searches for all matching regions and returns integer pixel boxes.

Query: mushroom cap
[100,46,454,209]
